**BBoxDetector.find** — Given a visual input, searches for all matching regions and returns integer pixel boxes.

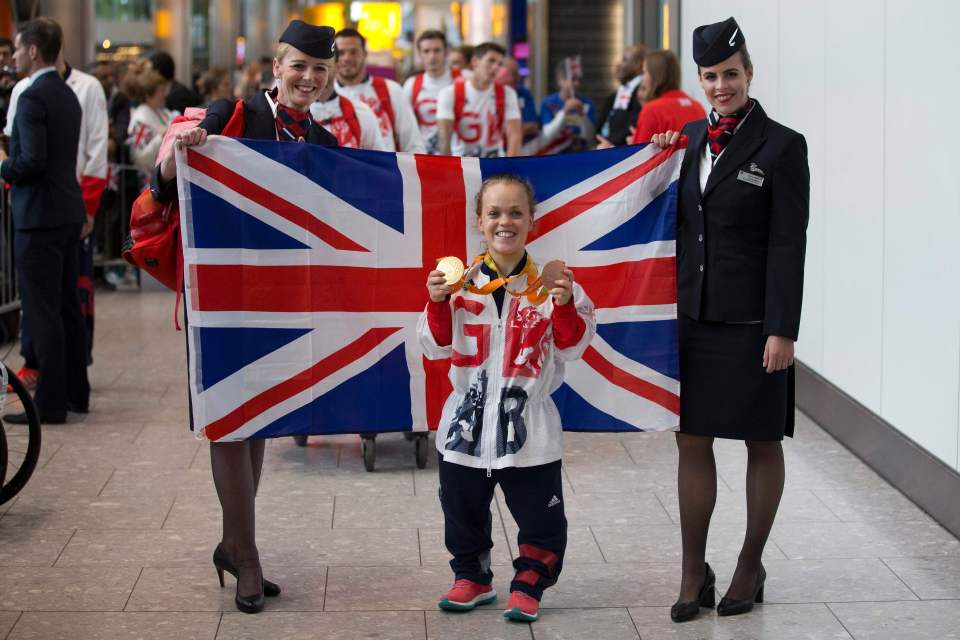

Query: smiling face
[698,50,752,114]
[273,44,330,111]
[334,35,366,84]
[476,181,535,266]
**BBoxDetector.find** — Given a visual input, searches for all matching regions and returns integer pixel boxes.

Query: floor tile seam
[49,529,78,567]
[39,442,64,471]
[416,528,423,566]
[421,610,429,640]
[1,611,22,640]
[330,495,336,529]
[95,468,117,497]
[212,611,224,640]
[185,438,204,469]
[158,496,177,529]
[321,565,329,611]
[652,490,677,524]
[762,552,960,562]
[807,487,845,522]
[763,534,790,560]
[878,557,922,601]
[0,608,232,614]
[121,567,145,612]
[586,526,608,563]
[618,439,639,466]
[823,602,860,640]
[624,606,644,640]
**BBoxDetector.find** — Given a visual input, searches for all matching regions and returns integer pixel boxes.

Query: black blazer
[677,100,809,340]
[1,70,85,230]
[153,91,339,202]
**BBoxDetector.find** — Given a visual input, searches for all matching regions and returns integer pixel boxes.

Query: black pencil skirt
[678,313,794,441]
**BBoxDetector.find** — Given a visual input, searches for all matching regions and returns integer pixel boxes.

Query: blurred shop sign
[350,2,402,50]
[305,4,347,33]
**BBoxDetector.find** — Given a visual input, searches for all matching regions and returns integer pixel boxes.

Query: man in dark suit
[148,51,201,115]
[0,17,89,424]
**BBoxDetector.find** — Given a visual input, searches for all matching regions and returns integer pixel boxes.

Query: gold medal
[436,256,465,286]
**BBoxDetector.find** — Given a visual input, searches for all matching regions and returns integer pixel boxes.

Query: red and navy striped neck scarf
[270,89,311,142]
[706,100,753,163]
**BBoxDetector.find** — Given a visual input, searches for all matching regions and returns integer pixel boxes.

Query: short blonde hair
[132,69,168,102]
[275,42,291,62]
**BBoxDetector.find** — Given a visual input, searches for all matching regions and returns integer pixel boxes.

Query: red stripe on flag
[193,265,429,312]
[414,155,466,432]
[415,154,467,264]
[573,258,676,308]
[527,143,684,243]
[203,327,401,441]
[581,345,680,415]
[186,149,368,253]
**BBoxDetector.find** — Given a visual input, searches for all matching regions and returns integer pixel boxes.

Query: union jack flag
[177,137,683,442]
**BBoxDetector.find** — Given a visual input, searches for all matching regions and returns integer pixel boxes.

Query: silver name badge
[737,170,764,187]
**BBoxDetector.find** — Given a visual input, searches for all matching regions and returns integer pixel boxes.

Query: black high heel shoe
[213,544,281,597]
[213,544,272,612]
[670,562,716,623]
[214,556,265,614]
[717,565,766,617]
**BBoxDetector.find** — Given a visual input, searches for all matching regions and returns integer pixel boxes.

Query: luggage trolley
[292,431,430,472]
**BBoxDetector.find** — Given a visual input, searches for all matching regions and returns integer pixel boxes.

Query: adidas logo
[547,495,561,508]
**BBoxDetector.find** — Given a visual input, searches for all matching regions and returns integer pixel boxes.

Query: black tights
[675,433,784,602]
[210,439,266,598]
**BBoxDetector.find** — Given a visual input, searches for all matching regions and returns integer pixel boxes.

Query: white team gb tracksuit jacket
[418,262,596,471]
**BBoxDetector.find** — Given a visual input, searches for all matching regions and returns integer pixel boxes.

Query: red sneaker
[8,367,39,393]
[503,590,540,622]
[438,579,497,611]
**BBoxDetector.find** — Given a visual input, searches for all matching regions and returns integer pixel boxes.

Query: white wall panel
[776,0,826,372]
[881,1,960,467]
[820,0,884,412]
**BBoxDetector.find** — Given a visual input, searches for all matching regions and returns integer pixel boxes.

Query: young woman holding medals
[418,174,596,622]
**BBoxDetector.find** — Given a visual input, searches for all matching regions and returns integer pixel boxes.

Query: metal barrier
[94,162,140,272]
[0,186,18,315]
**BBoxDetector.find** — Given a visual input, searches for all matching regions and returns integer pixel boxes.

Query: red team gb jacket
[418,259,596,471]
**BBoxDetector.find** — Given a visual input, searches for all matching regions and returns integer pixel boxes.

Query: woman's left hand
[549,269,575,306]
[763,335,795,373]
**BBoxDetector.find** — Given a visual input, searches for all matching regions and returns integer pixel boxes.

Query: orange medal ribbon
[454,254,549,305]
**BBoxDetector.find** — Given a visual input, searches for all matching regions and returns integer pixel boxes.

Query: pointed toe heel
[235,591,265,614]
[717,566,766,617]
[670,562,716,623]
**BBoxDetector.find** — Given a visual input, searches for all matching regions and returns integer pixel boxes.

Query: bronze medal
[539,259,567,291]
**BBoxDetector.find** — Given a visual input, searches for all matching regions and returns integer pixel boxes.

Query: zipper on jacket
[484,313,505,478]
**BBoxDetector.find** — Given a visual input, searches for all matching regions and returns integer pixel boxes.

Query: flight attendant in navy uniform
[651,17,809,622]
[151,20,339,615]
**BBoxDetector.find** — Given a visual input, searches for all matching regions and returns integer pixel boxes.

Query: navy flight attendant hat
[279,20,336,59]
[692,17,745,66]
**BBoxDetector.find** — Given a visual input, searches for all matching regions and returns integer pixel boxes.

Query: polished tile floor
[1,290,958,639]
